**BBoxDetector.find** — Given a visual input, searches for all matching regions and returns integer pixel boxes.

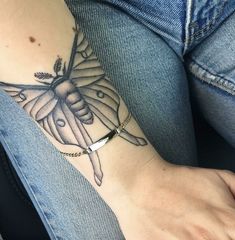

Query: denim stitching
[184,0,193,54]
[190,16,221,39]
[189,2,226,38]
[187,58,235,96]
[0,131,60,240]
[185,1,227,50]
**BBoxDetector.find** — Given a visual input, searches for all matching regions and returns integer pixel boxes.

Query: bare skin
[115,163,235,239]
[0,1,235,239]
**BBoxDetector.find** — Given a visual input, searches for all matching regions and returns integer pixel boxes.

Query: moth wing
[80,78,147,146]
[0,81,103,184]
[39,100,103,185]
[65,25,147,146]
[68,25,105,88]
[0,82,84,147]
[0,81,58,121]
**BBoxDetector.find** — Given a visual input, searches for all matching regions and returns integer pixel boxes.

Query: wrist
[111,158,175,225]
[100,150,171,211]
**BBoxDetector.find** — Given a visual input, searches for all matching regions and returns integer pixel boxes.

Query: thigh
[186,11,235,148]
[66,0,197,166]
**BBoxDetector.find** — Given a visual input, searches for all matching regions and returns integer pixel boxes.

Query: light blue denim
[0,0,234,239]
[101,0,235,56]
[186,10,235,147]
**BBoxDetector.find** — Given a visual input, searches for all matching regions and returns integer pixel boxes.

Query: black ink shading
[0,24,147,186]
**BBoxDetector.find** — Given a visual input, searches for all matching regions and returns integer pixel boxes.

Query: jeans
[0,0,234,239]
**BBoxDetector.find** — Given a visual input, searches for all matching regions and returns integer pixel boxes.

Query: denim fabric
[0,1,198,239]
[0,89,123,240]
[186,11,235,147]
[0,0,235,239]
[65,0,197,166]
[102,0,235,56]
[101,0,186,56]
[185,0,235,53]
[97,0,235,148]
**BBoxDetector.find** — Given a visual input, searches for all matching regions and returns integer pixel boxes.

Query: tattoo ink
[0,24,147,186]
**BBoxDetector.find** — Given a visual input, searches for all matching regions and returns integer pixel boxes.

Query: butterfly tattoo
[0,24,147,186]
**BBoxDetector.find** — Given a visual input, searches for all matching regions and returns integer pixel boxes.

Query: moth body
[54,78,93,124]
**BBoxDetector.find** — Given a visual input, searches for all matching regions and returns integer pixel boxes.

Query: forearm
[0,0,168,209]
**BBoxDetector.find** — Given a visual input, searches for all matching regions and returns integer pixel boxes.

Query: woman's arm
[0,0,167,205]
[1,1,235,239]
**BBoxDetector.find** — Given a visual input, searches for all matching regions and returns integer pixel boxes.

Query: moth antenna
[36,79,52,85]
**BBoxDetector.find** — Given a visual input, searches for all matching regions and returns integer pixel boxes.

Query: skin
[1,1,235,239]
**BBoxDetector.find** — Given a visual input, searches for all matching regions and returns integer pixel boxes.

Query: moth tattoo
[0,24,147,186]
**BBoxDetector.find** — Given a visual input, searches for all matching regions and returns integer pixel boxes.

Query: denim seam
[0,131,59,240]
[189,1,227,39]
[184,0,193,54]
[188,58,235,96]
[184,1,227,53]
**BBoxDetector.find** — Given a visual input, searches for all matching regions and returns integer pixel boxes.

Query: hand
[113,161,235,239]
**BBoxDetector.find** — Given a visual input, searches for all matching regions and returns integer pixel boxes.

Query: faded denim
[101,0,235,56]
[0,0,235,239]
